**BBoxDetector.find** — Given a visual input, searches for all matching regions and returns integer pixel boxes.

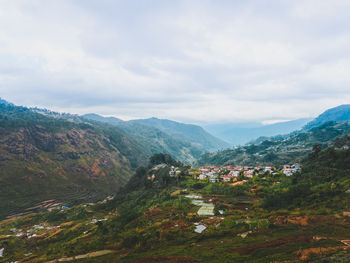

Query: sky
[1,0,350,124]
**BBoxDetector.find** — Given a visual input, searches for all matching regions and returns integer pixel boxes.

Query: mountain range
[82,114,228,163]
[129,117,229,151]
[197,104,350,166]
[1,98,350,219]
[197,120,350,166]
[0,99,226,218]
[303,104,350,130]
[204,118,312,146]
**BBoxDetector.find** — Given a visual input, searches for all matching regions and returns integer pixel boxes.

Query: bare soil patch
[232,235,311,254]
[130,256,200,263]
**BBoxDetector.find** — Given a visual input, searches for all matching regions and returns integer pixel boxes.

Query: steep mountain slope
[197,121,350,166]
[116,122,204,164]
[204,118,312,145]
[82,114,210,163]
[130,117,229,150]
[0,101,148,219]
[304,104,350,130]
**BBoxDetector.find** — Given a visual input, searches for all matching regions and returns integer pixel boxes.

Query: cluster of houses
[151,162,302,182]
[169,166,181,177]
[9,224,61,240]
[191,164,301,183]
[146,165,181,180]
[282,163,301,176]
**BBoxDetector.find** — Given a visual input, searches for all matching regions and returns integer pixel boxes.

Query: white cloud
[0,0,350,123]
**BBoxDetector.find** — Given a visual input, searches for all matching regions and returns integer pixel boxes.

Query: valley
[1,140,350,262]
[0,99,224,220]
[1,100,350,262]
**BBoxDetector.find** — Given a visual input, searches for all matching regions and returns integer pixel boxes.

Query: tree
[311,144,321,158]
[149,153,182,167]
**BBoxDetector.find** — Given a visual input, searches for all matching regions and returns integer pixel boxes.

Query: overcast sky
[1,0,350,124]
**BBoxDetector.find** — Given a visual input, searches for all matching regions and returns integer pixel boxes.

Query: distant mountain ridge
[82,114,206,164]
[303,104,350,130]
[83,113,123,124]
[204,118,312,146]
[130,117,229,151]
[197,121,350,166]
[0,98,12,106]
[81,115,229,157]
[197,104,350,166]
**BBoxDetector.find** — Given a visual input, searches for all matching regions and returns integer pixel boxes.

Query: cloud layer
[1,0,350,123]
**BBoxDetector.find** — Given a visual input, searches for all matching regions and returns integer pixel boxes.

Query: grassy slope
[2,144,350,262]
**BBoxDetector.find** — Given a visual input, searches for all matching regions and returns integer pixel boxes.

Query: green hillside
[196,121,350,166]
[0,102,149,219]
[304,104,350,130]
[130,117,229,151]
[2,144,350,262]
[82,114,208,164]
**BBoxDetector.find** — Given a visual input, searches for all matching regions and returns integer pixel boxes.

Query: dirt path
[44,249,114,262]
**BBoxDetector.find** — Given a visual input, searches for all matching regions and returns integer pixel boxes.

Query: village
[169,163,302,182]
[166,162,303,234]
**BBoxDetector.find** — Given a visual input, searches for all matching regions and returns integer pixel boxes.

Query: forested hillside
[82,114,214,164]
[0,101,148,219]
[304,104,350,130]
[197,121,350,166]
[130,117,229,150]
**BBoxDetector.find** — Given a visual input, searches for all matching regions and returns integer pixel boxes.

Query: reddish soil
[91,159,102,177]
[230,181,247,187]
[274,215,311,226]
[274,215,337,227]
[144,208,164,219]
[343,211,350,217]
[161,219,190,231]
[171,190,181,195]
[199,216,224,226]
[295,246,350,260]
[130,256,201,263]
[231,235,311,254]
[55,166,65,176]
